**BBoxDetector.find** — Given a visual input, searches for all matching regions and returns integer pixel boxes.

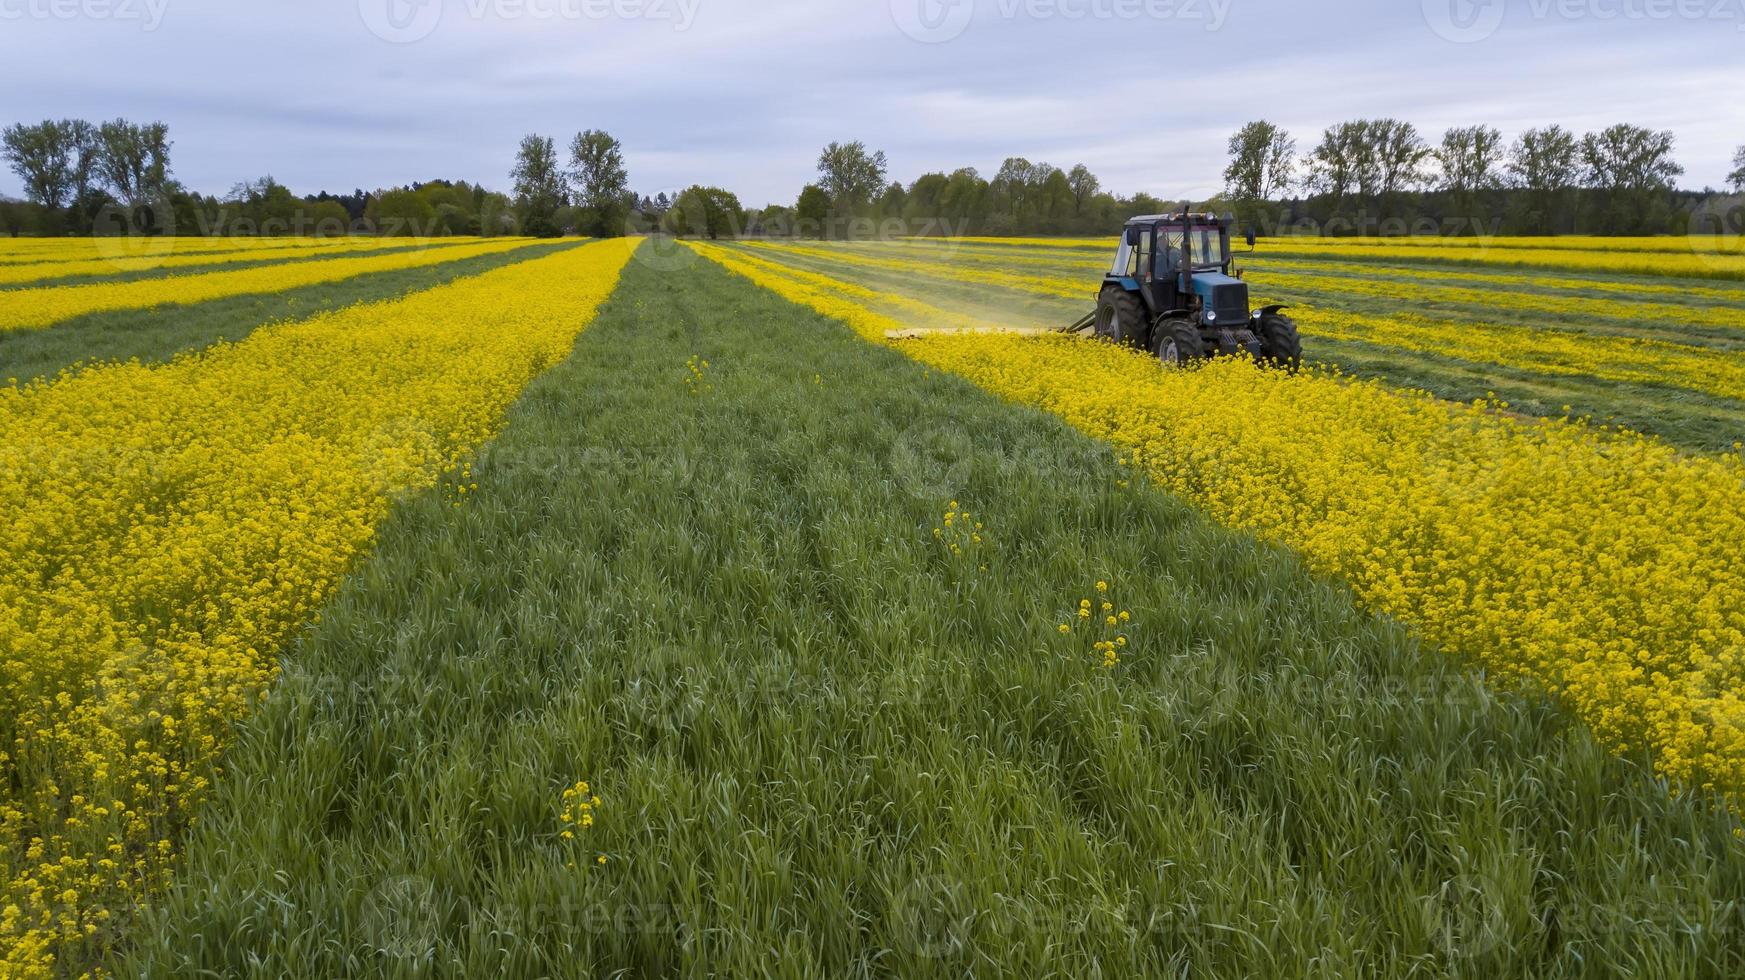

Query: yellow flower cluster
[559,780,603,871]
[931,500,989,570]
[692,243,1745,807]
[685,355,713,395]
[0,238,636,977]
[1059,581,1131,669]
[0,237,546,332]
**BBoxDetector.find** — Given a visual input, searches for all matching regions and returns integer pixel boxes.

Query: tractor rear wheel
[1257,313,1302,371]
[1153,318,1204,367]
[1095,285,1147,348]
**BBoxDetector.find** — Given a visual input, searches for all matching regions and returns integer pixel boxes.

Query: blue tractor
[1064,213,1300,368]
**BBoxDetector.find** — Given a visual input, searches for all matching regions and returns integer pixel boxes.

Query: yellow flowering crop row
[945,234,1745,256]
[0,238,550,332]
[0,236,438,267]
[944,235,1745,280]
[0,236,455,286]
[0,238,637,977]
[1298,307,1745,401]
[692,242,1745,812]
[1252,254,1745,300]
[1261,242,1745,282]
[1258,269,1745,335]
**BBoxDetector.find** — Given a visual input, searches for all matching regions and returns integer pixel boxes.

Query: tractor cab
[1087,213,1300,368]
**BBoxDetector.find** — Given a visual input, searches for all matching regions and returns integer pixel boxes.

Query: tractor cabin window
[1161,231,1184,271]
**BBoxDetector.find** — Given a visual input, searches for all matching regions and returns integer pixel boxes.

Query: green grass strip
[121,247,1745,978]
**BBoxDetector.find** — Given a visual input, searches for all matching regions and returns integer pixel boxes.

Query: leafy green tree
[1223,121,1296,204]
[1066,164,1100,214]
[1437,126,1505,192]
[876,181,906,220]
[1307,122,1369,203]
[1508,125,1580,192]
[1,120,77,210]
[1437,125,1504,229]
[1373,119,1432,199]
[1725,145,1744,194]
[568,130,629,237]
[991,157,1037,218]
[511,134,566,237]
[795,183,830,237]
[95,118,172,203]
[1037,168,1074,230]
[1580,124,1684,233]
[371,188,439,235]
[669,185,743,239]
[1506,125,1580,234]
[1581,124,1683,192]
[816,141,887,215]
[478,191,516,236]
[938,168,990,231]
[307,199,352,236]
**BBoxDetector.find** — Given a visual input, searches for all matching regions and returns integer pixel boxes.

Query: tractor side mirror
[1124,225,1145,247]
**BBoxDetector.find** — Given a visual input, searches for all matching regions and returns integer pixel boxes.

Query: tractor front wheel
[1095,286,1147,348]
[1153,318,1204,367]
[1257,313,1302,371]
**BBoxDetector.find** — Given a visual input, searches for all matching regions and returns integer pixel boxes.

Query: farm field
[714,236,1745,452]
[2,234,1744,976]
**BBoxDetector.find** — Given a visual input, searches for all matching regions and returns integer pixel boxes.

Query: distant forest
[4,116,1743,239]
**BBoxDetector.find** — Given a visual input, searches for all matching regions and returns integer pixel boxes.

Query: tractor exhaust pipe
[1178,216,1192,309]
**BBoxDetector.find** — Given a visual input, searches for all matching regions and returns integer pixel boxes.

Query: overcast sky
[3,0,1742,205]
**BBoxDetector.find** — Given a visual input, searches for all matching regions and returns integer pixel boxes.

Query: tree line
[1221,119,1745,236]
[7,114,1742,239]
[741,141,1182,240]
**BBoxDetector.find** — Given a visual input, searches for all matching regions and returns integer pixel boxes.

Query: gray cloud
[2,0,1741,205]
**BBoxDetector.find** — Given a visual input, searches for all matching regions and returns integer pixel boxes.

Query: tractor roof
[1126,213,1228,226]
